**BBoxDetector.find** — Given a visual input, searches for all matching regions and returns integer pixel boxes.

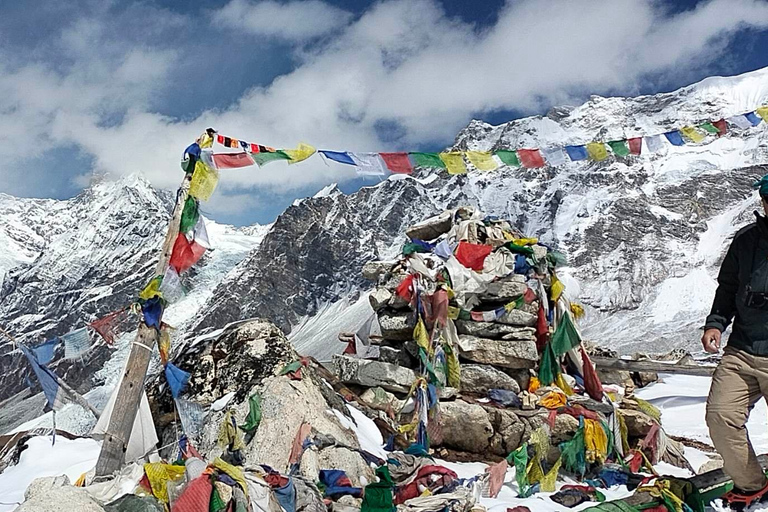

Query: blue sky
[1,0,768,226]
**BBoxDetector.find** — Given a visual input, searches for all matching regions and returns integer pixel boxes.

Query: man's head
[753,174,768,216]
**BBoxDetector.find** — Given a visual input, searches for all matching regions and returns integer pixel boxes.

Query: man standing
[704,175,768,509]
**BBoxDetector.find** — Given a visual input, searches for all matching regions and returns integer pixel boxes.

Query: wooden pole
[94,173,192,476]
[591,356,717,377]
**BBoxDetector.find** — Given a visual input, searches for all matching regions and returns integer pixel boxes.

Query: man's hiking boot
[722,482,768,511]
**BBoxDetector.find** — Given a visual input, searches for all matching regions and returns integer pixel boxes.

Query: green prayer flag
[559,424,587,476]
[495,150,520,167]
[607,140,630,157]
[240,393,262,434]
[210,483,227,512]
[179,197,200,234]
[551,311,581,356]
[699,122,720,134]
[251,151,291,167]
[279,360,302,375]
[538,342,559,386]
[361,467,396,512]
[505,242,535,257]
[508,443,532,498]
[410,152,446,169]
[181,157,196,174]
[402,242,431,256]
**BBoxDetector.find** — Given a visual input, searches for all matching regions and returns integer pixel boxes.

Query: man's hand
[702,328,722,353]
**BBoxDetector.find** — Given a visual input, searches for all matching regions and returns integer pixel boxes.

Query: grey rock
[456,335,538,369]
[405,210,453,241]
[378,311,415,341]
[459,364,520,394]
[621,408,656,437]
[378,345,414,367]
[438,400,494,453]
[551,414,580,444]
[496,309,537,327]
[19,476,105,512]
[568,395,614,415]
[332,354,416,393]
[369,288,393,311]
[456,320,535,340]
[362,260,396,281]
[486,408,526,455]
[479,275,527,302]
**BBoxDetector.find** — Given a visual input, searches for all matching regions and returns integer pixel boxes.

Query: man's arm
[702,239,740,352]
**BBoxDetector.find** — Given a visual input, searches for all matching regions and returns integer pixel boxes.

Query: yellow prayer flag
[757,106,768,122]
[138,276,162,301]
[439,152,466,175]
[512,237,538,246]
[680,126,705,143]
[447,306,460,320]
[586,142,608,161]
[550,275,565,302]
[555,373,574,395]
[413,317,431,355]
[197,132,214,149]
[283,142,316,164]
[539,457,562,492]
[465,151,498,171]
[189,160,219,202]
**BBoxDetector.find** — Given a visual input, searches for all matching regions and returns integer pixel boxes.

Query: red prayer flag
[88,309,126,345]
[517,149,545,168]
[455,241,493,271]
[535,305,548,351]
[713,119,728,136]
[628,137,642,155]
[250,143,261,153]
[396,274,417,302]
[470,311,485,322]
[580,346,604,402]
[169,234,206,273]
[216,134,224,145]
[212,152,256,169]
[380,152,413,174]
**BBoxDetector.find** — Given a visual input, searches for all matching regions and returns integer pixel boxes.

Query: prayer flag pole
[95,172,192,476]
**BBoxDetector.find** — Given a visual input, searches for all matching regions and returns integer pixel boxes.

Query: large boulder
[455,320,535,341]
[17,476,106,512]
[485,408,526,456]
[496,309,537,327]
[332,354,416,393]
[362,260,397,281]
[621,408,656,437]
[479,275,527,302]
[438,401,493,453]
[459,364,520,394]
[456,335,538,369]
[405,211,453,241]
[369,288,393,311]
[377,311,415,341]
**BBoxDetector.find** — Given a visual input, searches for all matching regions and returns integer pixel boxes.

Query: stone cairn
[331,206,688,470]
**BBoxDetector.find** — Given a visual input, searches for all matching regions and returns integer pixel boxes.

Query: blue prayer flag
[19,344,68,410]
[165,362,190,398]
[320,150,355,165]
[664,130,685,146]
[142,297,163,329]
[32,338,59,365]
[565,145,589,161]
[745,112,762,126]
[183,142,201,159]
[239,140,250,151]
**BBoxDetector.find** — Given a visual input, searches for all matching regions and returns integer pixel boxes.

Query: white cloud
[212,0,353,42]
[1,0,768,216]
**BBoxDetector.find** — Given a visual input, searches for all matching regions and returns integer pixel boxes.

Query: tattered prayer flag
[191,216,210,249]
[517,149,545,168]
[466,151,498,171]
[541,147,567,167]
[169,233,206,273]
[240,393,262,434]
[159,266,185,304]
[495,150,520,167]
[179,196,199,234]
[607,140,630,157]
[680,126,705,143]
[713,119,728,136]
[142,297,163,329]
[481,310,497,322]
[455,241,492,271]
[627,137,642,155]
[175,398,205,440]
[565,145,589,161]
[320,150,356,165]
[379,152,412,174]
[32,339,58,365]
[586,142,608,161]
[727,115,752,129]
[664,130,685,146]
[470,311,485,322]
[158,326,171,365]
[189,161,219,202]
[139,276,163,301]
[757,107,768,122]
[62,327,93,360]
[349,152,386,176]
[89,310,125,345]
[699,122,720,135]
[165,362,190,399]
[212,152,256,169]
[252,150,291,166]
[283,142,316,164]
[551,311,581,356]
[439,152,466,175]
[410,152,447,169]
[644,134,665,153]
[19,344,68,410]
[745,112,762,126]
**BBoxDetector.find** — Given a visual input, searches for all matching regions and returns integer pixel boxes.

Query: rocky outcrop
[17,476,106,512]
[438,401,494,453]
[456,335,538,369]
[332,355,416,393]
[459,364,521,394]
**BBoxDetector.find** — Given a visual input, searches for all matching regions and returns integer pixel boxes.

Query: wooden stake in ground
[95,174,192,476]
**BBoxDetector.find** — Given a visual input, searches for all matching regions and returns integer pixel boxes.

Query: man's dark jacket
[706,213,768,356]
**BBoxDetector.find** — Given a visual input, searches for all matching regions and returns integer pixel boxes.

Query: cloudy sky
[2,0,768,225]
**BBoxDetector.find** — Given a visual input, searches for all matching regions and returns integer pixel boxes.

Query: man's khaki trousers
[706,346,768,492]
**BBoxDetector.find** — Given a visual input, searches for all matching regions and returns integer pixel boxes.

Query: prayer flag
[455,241,493,270]
[283,142,316,164]
[89,310,125,346]
[320,150,356,165]
[142,297,163,329]
[197,132,213,149]
[169,233,206,273]
[139,276,163,301]
[745,112,762,126]
[216,134,225,145]
[517,149,545,168]
[627,137,642,155]
[212,152,256,169]
[565,145,589,161]
[410,152,447,169]
[249,143,261,153]
[541,147,567,166]
[757,107,768,122]
[644,134,664,153]
[663,130,685,146]
[165,362,190,399]
[379,152,412,174]
[32,339,59,365]
[349,152,387,176]
[179,197,199,234]
[466,151,498,171]
[252,150,291,166]
[439,152,466,175]
[62,327,93,360]
[191,215,210,249]
[238,140,249,152]
[175,398,206,440]
[19,344,68,410]
[159,266,185,304]
[680,126,705,143]
[607,140,630,157]
[482,310,497,322]
[550,312,580,356]
[714,119,728,135]
[586,142,608,161]
[699,122,719,134]
[189,161,219,202]
[495,150,520,167]
[727,114,752,129]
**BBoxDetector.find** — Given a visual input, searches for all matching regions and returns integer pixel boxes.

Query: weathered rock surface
[362,260,396,281]
[456,320,535,340]
[333,354,416,393]
[369,288,393,311]
[485,408,526,456]
[17,476,106,512]
[621,408,656,437]
[459,364,520,394]
[378,345,415,367]
[456,335,538,369]
[480,275,527,302]
[378,310,415,341]
[496,309,537,327]
[438,400,494,453]
[406,211,453,241]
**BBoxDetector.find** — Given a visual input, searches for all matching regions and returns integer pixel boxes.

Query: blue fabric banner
[320,150,355,165]
[565,145,589,161]
[165,362,190,398]
[664,130,685,146]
